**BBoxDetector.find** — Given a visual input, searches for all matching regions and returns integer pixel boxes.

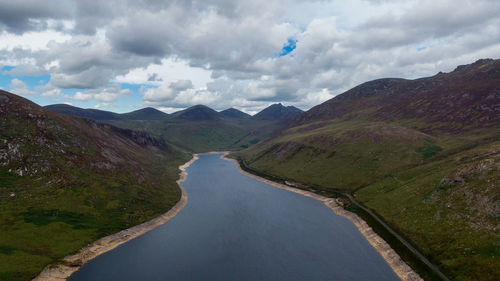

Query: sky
[0,0,499,114]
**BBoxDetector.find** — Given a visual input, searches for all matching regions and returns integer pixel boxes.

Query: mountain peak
[253,103,303,121]
[171,104,221,120]
[220,108,251,119]
[121,107,168,120]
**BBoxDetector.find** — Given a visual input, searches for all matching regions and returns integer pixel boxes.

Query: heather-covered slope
[233,59,500,281]
[0,90,189,281]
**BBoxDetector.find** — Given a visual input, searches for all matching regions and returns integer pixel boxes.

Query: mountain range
[1,59,499,281]
[45,102,303,153]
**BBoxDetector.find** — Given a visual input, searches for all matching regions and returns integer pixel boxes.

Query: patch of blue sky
[275,38,297,58]
[0,67,143,112]
[113,83,144,112]
[0,65,50,90]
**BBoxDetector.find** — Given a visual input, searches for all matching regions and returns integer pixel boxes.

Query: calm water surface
[69,154,399,281]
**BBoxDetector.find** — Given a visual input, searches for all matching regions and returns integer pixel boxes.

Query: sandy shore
[221,153,423,281]
[33,155,198,281]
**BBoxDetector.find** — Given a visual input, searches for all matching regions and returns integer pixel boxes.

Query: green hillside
[107,117,282,153]
[47,103,303,153]
[232,59,500,281]
[0,90,189,281]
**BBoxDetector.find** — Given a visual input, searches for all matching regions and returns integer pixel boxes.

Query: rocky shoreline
[32,155,197,281]
[221,153,423,281]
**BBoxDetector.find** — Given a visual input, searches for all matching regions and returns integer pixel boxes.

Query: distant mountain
[44,104,168,121]
[46,103,291,153]
[252,103,303,121]
[170,104,221,121]
[220,108,251,119]
[0,90,188,280]
[44,104,122,120]
[233,58,500,281]
[121,107,168,120]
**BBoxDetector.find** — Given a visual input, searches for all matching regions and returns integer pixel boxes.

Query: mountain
[0,90,188,281]
[252,103,303,121]
[219,108,251,119]
[170,104,221,121]
[119,107,168,120]
[44,103,301,153]
[44,104,122,120]
[44,104,168,121]
[232,59,500,281]
[291,58,499,129]
[47,103,293,153]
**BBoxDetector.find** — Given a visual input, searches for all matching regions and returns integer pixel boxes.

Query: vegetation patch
[416,139,442,159]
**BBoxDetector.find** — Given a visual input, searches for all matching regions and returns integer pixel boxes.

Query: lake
[69,153,399,281]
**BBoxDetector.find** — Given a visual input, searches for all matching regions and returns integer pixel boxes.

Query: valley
[0,59,498,281]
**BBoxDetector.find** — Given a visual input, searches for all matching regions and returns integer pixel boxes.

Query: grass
[107,118,283,153]
[0,101,191,281]
[234,118,500,281]
[416,139,442,159]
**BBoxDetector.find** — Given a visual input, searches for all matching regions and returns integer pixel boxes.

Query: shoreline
[220,152,423,281]
[33,154,198,281]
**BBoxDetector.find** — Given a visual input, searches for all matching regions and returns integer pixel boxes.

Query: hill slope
[170,104,221,121]
[44,105,168,121]
[120,107,168,120]
[252,103,303,121]
[220,108,251,119]
[233,59,500,281]
[44,104,122,121]
[0,90,188,281]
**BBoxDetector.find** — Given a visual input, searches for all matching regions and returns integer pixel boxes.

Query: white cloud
[73,84,132,103]
[9,78,34,96]
[114,58,212,88]
[1,0,500,113]
[0,30,70,51]
[143,79,221,109]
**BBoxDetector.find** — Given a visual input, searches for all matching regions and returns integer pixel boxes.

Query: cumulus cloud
[73,84,132,103]
[143,79,221,109]
[9,78,34,96]
[0,0,72,33]
[1,0,500,112]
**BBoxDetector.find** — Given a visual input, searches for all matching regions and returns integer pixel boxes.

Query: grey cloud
[0,0,72,33]
[170,80,193,90]
[50,67,113,89]
[147,73,163,82]
[351,0,500,50]
[1,0,500,113]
